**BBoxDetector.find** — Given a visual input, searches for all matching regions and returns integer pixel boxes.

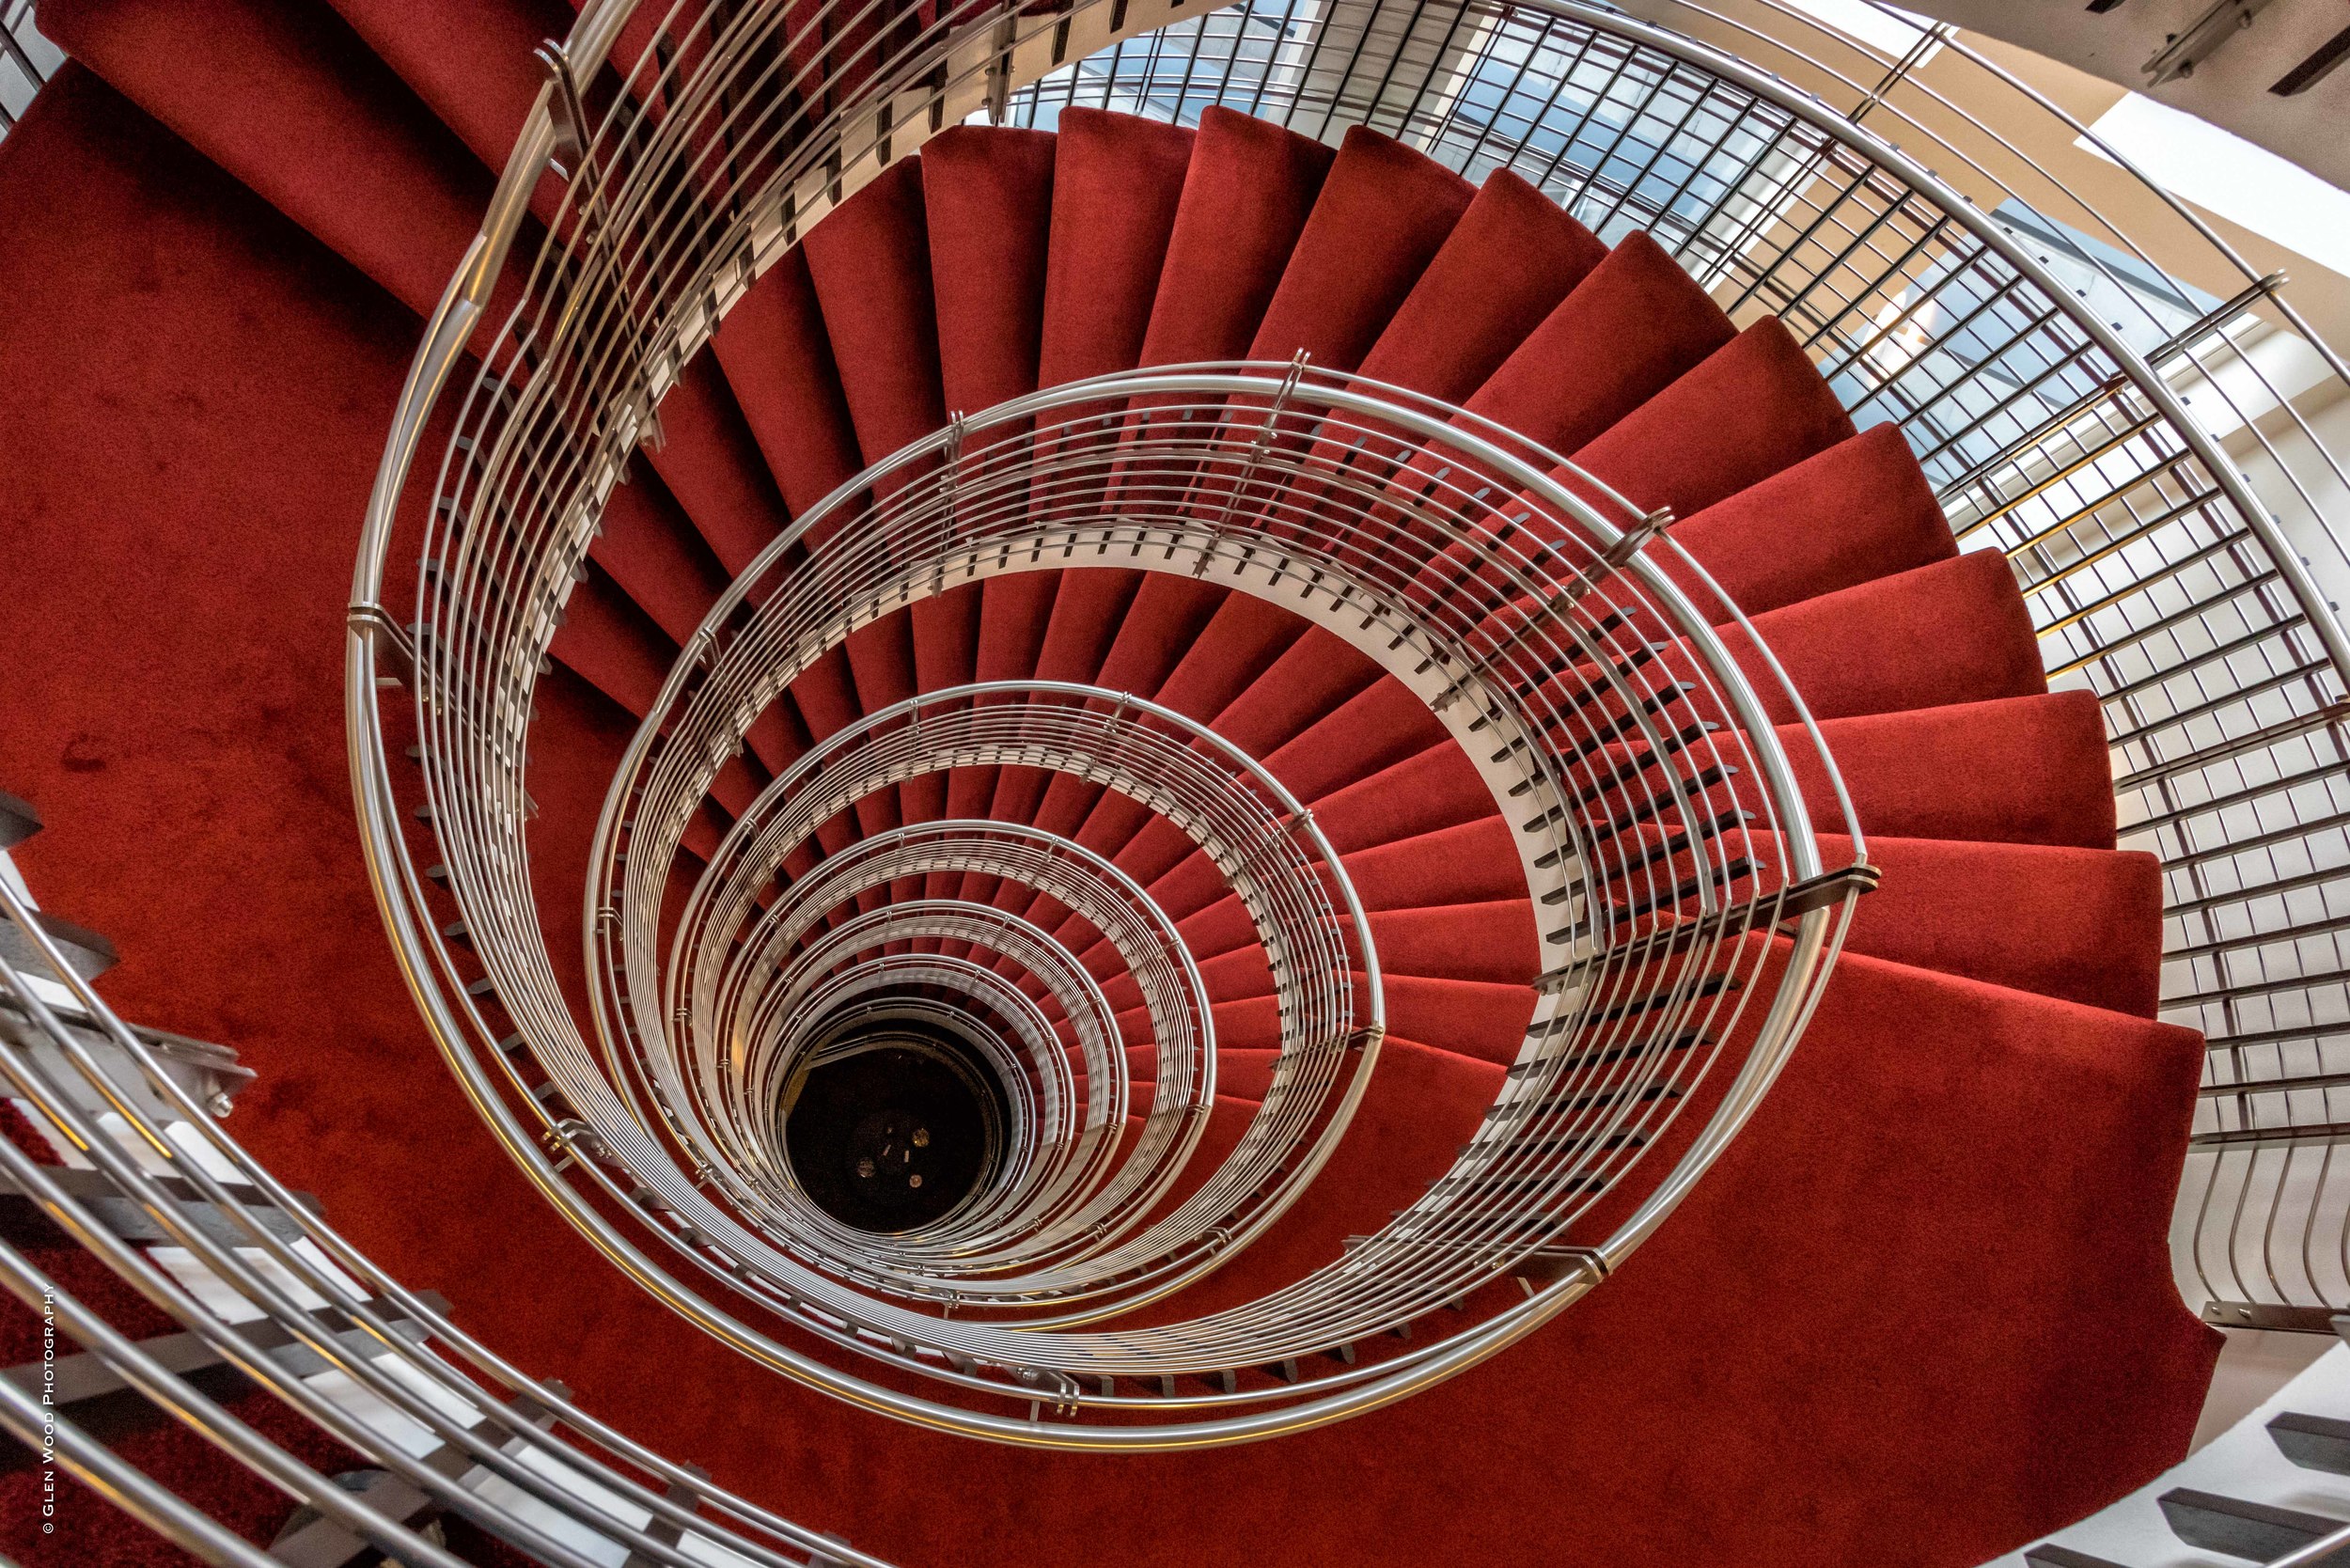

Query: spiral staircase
[4,0,2350,1563]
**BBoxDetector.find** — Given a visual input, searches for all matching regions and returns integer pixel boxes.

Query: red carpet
[0,10,2215,1563]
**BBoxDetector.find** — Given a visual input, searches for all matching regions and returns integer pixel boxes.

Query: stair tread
[321,0,564,175]
[1791,693,2118,851]
[1246,123,1473,373]
[1731,549,2047,722]
[924,123,1057,414]
[1632,829,2166,1016]
[1663,423,1958,622]
[1040,107,1195,386]
[712,246,866,520]
[805,158,948,466]
[1359,167,1608,403]
[1465,229,1735,460]
[1139,106,1333,368]
[1570,316,1857,520]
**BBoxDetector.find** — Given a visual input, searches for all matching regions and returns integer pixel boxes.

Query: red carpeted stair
[0,4,2216,1562]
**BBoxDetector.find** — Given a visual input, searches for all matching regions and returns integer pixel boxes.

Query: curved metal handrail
[0,866,891,1567]
[360,277,1866,1442]
[621,683,1356,1307]
[1000,0,2350,1325]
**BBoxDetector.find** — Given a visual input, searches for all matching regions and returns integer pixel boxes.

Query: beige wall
[1900,0,2350,192]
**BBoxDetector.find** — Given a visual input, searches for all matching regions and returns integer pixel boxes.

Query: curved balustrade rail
[0,866,890,1566]
[650,690,1319,1303]
[998,0,2350,1327]
[356,242,1867,1437]
[685,821,1223,1298]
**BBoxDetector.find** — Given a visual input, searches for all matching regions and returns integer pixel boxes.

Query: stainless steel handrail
[0,862,889,1565]
[1006,0,2350,1325]
[691,817,1198,1283]
[627,684,1345,1309]
[360,255,1863,1442]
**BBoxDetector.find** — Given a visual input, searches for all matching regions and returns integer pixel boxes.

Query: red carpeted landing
[0,10,2216,1564]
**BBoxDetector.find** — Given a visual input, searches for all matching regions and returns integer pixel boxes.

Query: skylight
[2079,92,2350,282]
